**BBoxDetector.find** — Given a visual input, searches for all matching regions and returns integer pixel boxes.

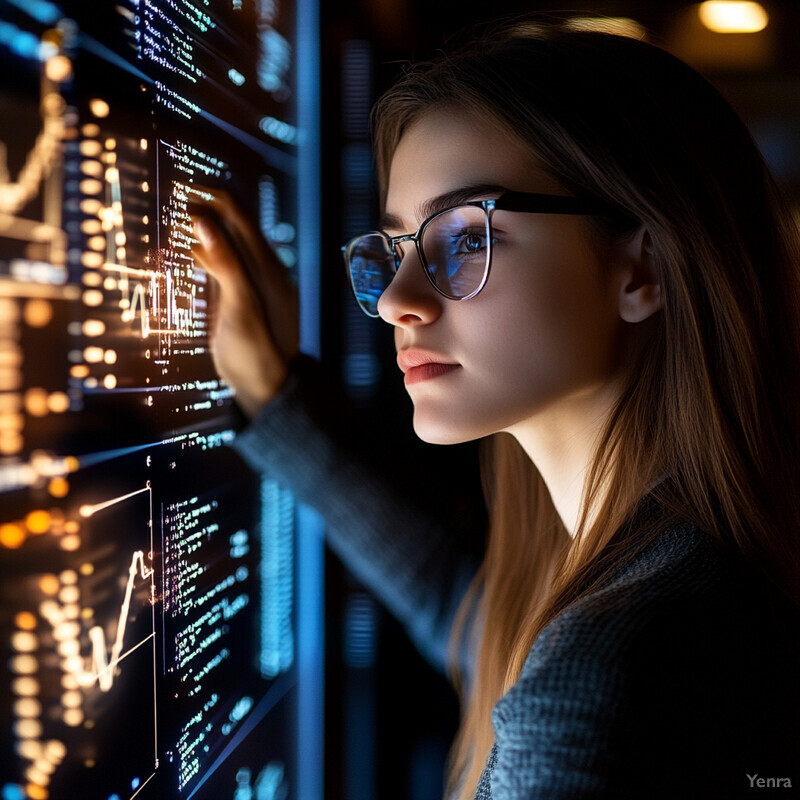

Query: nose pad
[377,246,442,325]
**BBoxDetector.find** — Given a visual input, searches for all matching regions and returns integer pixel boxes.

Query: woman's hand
[190,190,299,419]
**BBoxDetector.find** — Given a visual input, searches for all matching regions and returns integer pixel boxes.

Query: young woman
[192,19,800,799]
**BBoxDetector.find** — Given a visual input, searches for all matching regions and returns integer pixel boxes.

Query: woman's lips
[397,349,460,385]
[403,362,460,385]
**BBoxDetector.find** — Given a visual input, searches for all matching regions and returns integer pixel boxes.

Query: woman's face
[378,110,631,445]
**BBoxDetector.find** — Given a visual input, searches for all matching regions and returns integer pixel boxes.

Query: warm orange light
[15,611,37,630]
[39,575,60,595]
[26,782,49,799]
[48,477,70,498]
[25,510,51,535]
[698,1,768,33]
[88,98,110,118]
[23,299,53,328]
[0,523,26,549]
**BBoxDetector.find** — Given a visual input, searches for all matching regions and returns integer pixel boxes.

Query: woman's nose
[376,248,442,327]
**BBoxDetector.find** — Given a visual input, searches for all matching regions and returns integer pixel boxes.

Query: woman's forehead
[384,110,562,224]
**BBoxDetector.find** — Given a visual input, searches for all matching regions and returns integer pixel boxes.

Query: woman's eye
[464,233,484,252]
[453,231,486,254]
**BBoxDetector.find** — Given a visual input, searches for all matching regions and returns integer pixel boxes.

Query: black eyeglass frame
[341,190,619,318]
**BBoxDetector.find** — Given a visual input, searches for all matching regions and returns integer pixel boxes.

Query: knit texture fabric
[234,357,800,799]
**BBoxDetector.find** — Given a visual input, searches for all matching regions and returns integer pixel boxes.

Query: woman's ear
[616,226,663,323]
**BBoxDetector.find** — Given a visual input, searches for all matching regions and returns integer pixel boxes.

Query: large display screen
[0,1,321,798]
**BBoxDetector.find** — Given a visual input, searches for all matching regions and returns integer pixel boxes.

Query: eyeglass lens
[346,205,491,316]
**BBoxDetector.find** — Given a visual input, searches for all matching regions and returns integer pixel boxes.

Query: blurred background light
[698,1,769,33]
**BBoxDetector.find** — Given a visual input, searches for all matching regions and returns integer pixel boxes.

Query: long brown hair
[372,20,800,797]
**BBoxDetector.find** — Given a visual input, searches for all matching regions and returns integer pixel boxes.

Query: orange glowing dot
[23,299,53,328]
[64,520,79,534]
[48,478,69,498]
[15,611,37,630]
[79,140,102,157]
[79,562,94,576]
[47,392,70,414]
[24,388,49,418]
[80,251,103,268]
[82,289,103,307]
[11,655,37,676]
[61,689,81,708]
[57,586,79,605]
[38,575,59,595]
[83,346,104,363]
[80,219,102,235]
[103,374,117,390]
[0,523,26,549]
[70,364,90,379]
[11,631,37,652]
[45,54,72,83]
[25,510,51,535]
[60,535,81,551]
[34,758,55,776]
[63,708,83,727]
[89,98,109,118]
[80,179,103,196]
[0,431,23,455]
[26,783,49,799]
[45,740,66,761]
[81,160,102,177]
[14,697,41,718]
[82,319,105,337]
[12,676,39,696]
[82,271,101,287]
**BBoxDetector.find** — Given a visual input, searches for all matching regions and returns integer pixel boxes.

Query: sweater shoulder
[496,522,789,719]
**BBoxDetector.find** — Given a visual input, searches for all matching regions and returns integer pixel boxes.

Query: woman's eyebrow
[379,182,510,232]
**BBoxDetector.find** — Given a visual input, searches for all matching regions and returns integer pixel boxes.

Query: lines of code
[0,1,306,798]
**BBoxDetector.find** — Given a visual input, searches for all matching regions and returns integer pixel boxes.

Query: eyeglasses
[341,190,616,318]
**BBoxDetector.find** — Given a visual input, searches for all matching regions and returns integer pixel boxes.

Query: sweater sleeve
[232,356,484,673]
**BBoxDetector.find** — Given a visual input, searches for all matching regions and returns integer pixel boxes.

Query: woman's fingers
[189,192,299,417]
[194,190,299,362]
[193,215,252,311]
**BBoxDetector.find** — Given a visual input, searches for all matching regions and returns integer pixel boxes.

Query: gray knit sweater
[234,358,800,799]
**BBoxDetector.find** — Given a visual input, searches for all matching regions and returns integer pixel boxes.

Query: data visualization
[0,1,320,798]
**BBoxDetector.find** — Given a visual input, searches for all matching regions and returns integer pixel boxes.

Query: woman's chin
[412,413,483,446]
